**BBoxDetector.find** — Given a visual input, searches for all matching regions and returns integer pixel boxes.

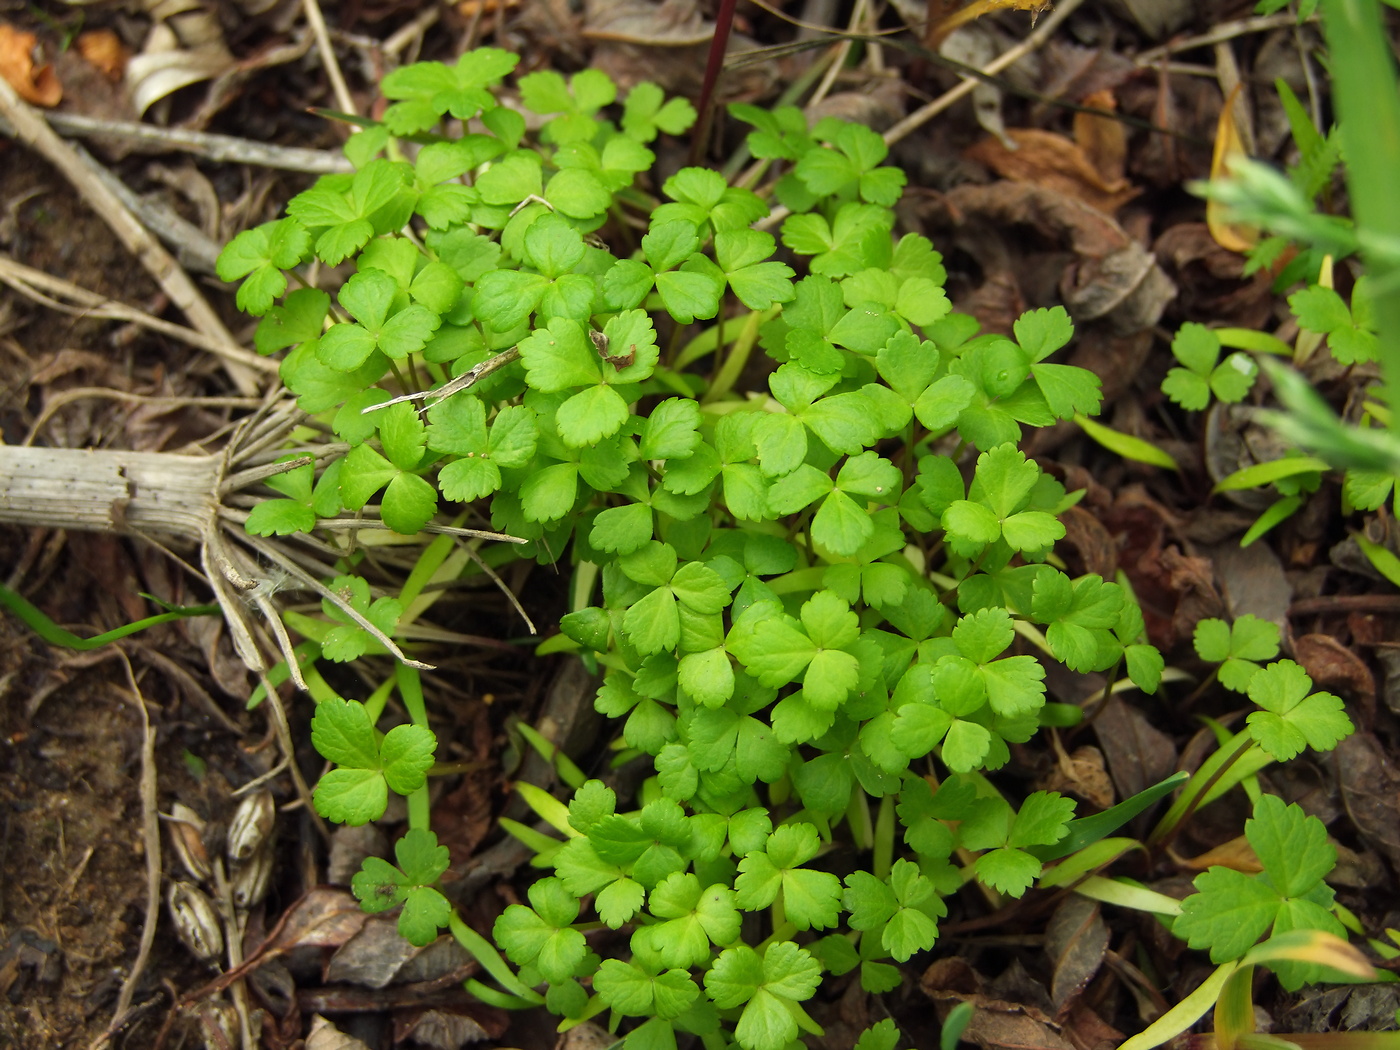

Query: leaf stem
[873,793,895,881]
[1149,732,1257,851]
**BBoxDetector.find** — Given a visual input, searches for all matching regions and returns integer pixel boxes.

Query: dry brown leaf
[1092,696,1177,804]
[392,1008,493,1048]
[922,957,1076,1050]
[1045,896,1109,1016]
[306,1015,372,1050]
[1293,633,1376,706]
[1174,833,1263,873]
[0,24,62,106]
[265,886,369,952]
[76,29,128,81]
[1337,733,1400,869]
[325,915,423,989]
[966,128,1141,214]
[1073,89,1126,185]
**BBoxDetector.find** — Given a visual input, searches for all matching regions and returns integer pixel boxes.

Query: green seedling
[1150,617,1351,849]
[213,43,1365,1050]
[1123,794,1382,1050]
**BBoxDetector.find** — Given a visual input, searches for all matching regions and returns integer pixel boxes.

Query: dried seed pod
[166,803,211,883]
[226,791,275,863]
[231,845,273,910]
[167,881,224,962]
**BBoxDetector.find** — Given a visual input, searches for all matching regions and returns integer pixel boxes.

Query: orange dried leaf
[0,24,62,106]
[458,0,520,17]
[1173,834,1263,873]
[1073,89,1126,185]
[1208,83,1258,253]
[928,0,1052,50]
[77,29,129,82]
[965,128,1140,214]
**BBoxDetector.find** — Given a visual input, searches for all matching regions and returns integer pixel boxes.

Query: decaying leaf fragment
[966,128,1140,215]
[76,29,129,82]
[0,24,62,106]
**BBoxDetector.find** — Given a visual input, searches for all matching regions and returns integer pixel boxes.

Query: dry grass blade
[0,254,279,387]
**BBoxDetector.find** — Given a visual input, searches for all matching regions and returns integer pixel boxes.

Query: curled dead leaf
[1293,633,1375,706]
[1042,735,1114,810]
[922,957,1075,1050]
[927,0,1051,50]
[76,29,128,82]
[306,1014,372,1050]
[966,128,1141,214]
[1208,84,1258,253]
[1173,833,1263,873]
[0,24,62,106]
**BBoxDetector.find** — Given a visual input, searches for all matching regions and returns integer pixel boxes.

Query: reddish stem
[691,0,740,165]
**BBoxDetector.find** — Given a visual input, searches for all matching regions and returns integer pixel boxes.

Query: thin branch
[1135,12,1319,67]
[314,518,528,544]
[0,110,352,173]
[362,347,522,413]
[220,455,315,497]
[68,141,223,275]
[465,545,536,634]
[90,653,162,1050]
[235,527,435,670]
[303,0,357,117]
[24,386,262,449]
[220,539,311,694]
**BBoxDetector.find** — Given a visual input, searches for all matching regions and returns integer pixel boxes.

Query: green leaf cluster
[207,48,1345,1050]
[1174,794,1346,990]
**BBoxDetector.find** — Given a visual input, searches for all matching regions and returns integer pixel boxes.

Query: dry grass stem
[0,254,279,385]
[0,109,353,173]
[0,77,264,395]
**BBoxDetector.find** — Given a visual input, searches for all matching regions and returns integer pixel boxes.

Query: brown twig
[0,110,352,173]
[1289,594,1400,616]
[303,0,357,116]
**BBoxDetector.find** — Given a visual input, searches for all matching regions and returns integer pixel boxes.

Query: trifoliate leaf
[1194,615,1281,692]
[310,699,436,826]
[735,823,842,930]
[704,942,822,1050]
[1246,659,1352,761]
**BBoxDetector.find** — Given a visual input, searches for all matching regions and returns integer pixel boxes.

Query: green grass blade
[0,583,218,651]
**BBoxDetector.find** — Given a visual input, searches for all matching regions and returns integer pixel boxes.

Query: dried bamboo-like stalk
[0,445,221,542]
